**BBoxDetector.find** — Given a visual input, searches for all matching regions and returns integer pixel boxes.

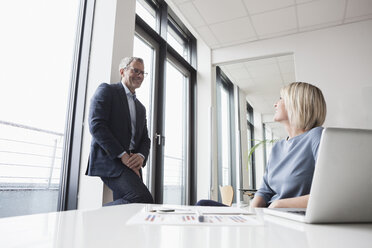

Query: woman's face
[273,97,289,123]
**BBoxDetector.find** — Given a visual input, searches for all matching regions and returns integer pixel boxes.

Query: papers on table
[126,205,262,226]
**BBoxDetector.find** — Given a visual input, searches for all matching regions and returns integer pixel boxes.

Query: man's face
[121,60,145,93]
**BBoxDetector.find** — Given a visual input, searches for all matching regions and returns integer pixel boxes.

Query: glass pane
[163,61,188,205]
[167,25,189,61]
[133,35,155,187]
[247,125,253,188]
[265,128,273,163]
[220,86,231,186]
[0,0,80,217]
[136,0,157,31]
[247,126,252,157]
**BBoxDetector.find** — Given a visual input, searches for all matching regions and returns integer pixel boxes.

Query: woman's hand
[251,195,267,208]
[268,194,309,208]
[268,199,283,208]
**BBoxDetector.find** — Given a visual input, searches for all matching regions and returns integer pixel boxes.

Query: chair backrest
[102,183,113,206]
[219,185,234,206]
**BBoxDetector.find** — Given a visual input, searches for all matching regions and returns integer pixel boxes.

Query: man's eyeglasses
[126,66,148,77]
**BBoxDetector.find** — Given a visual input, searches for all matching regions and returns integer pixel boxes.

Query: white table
[1,204,371,248]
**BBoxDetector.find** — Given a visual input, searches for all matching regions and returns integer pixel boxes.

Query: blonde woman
[251,82,327,208]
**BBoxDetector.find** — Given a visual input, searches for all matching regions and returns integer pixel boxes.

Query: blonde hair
[280,82,327,130]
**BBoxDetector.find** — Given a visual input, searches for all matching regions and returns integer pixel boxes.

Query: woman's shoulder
[271,138,286,150]
[307,127,324,158]
[306,126,324,139]
[285,127,323,147]
[304,127,324,154]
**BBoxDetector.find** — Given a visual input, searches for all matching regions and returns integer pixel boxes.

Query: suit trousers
[101,165,153,206]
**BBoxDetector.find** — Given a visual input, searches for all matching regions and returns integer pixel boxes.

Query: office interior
[0,0,372,218]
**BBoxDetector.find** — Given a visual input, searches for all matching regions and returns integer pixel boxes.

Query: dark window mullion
[189,69,197,205]
[228,84,236,203]
[216,67,223,202]
[154,42,167,204]
[153,0,167,204]
[158,0,168,40]
[247,102,256,189]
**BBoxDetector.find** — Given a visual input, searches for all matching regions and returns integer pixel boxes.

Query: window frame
[246,102,256,189]
[216,67,237,202]
[135,0,197,205]
[136,0,158,31]
[163,55,191,205]
[56,0,96,211]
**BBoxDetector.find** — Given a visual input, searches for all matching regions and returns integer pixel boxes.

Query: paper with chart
[126,205,262,226]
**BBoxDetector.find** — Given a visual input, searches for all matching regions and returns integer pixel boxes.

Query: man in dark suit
[86,57,153,205]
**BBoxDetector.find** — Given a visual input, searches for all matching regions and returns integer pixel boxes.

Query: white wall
[212,20,372,130]
[196,41,214,201]
[78,0,136,210]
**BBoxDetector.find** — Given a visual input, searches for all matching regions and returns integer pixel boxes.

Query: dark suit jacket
[86,82,150,177]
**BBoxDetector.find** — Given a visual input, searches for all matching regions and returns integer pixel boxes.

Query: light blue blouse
[255,127,323,206]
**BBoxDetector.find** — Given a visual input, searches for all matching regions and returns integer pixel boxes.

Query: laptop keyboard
[288,210,306,215]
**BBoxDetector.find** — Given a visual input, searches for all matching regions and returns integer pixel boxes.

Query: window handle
[156,133,165,146]
[156,133,162,145]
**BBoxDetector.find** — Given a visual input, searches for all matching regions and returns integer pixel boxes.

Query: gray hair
[118,57,144,73]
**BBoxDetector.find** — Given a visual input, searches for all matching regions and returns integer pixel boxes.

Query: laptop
[263,127,372,223]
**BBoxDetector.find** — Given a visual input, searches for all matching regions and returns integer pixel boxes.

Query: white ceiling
[220,54,295,138]
[168,0,372,137]
[172,0,372,49]
[220,54,295,114]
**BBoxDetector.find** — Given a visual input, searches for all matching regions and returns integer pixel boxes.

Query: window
[133,34,157,188]
[135,0,157,31]
[219,86,231,186]
[0,0,89,217]
[167,19,190,61]
[135,0,197,204]
[263,124,274,169]
[163,60,190,204]
[216,67,236,202]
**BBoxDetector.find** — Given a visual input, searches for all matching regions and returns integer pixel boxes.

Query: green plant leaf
[247,139,278,167]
